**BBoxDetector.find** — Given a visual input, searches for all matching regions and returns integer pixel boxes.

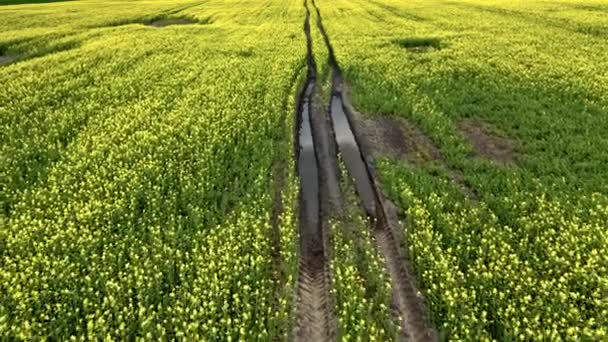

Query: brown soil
[351,108,478,200]
[374,216,438,341]
[294,258,334,342]
[458,119,515,164]
[356,115,442,164]
[293,4,337,340]
[147,17,197,27]
[371,178,438,341]
[294,83,338,342]
[331,74,438,341]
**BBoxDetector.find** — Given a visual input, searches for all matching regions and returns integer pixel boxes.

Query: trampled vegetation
[1,0,607,340]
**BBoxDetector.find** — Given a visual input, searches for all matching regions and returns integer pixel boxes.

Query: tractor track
[292,2,337,341]
[309,0,437,340]
[294,0,439,339]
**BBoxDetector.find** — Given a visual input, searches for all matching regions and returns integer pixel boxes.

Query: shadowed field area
[0,0,73,5]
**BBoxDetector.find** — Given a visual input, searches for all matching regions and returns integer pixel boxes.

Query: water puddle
[298,82,320,230]
[330,94,376,215]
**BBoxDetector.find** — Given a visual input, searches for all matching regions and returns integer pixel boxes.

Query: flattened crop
[146,17,199,27]
[357,115,442,163]
[104,15,210,28]
[0,45,19,65]
[0,55,18,65]
[394,37,441,52]
[458,118,515,164]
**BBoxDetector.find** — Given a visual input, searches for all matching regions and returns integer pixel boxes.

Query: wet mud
[330,94,376,216]
[310,0,438,339]
[293,2,336,341]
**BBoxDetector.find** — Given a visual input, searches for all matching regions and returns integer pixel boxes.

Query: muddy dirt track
[292,0,438,340]
[293,3,336,341]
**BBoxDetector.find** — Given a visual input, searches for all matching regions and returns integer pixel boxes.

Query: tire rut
[293,2,336,341]
[309,0,437,340]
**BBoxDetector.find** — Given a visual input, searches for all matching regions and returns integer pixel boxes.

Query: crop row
[314,0,608,339]
[330,162,396,340]
[380,164,608,340]
[0,0,305,339]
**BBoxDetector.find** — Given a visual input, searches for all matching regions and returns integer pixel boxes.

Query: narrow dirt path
[309,0,438,340]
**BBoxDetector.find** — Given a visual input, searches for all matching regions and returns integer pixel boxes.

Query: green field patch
[449,1,608,38]
[236,48,255,58]
[366,0,427,22]
[0,35,80,66]
[393,37,441,52]
[570,4,608,13]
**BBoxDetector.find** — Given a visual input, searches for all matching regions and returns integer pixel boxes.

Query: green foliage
[380,162,608,340]
[0,0,304,339]
[3,0,608,339]
[315,0,608,339]
[330,162,397,340]
[330,215,396,341]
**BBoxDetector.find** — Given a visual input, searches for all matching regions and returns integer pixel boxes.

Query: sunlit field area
[1,0,607,340]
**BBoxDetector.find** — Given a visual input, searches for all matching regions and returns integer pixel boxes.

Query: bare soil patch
[354,111,479,200]
[357,115,442,163]
[0,55,17,65]
[458,119,515,164]
[146,17,198,27]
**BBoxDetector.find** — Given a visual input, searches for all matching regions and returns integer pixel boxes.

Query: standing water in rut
[310,0,437,339]
[293,2,335,341]
[298,82,319,231]
[330,93,375,216]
